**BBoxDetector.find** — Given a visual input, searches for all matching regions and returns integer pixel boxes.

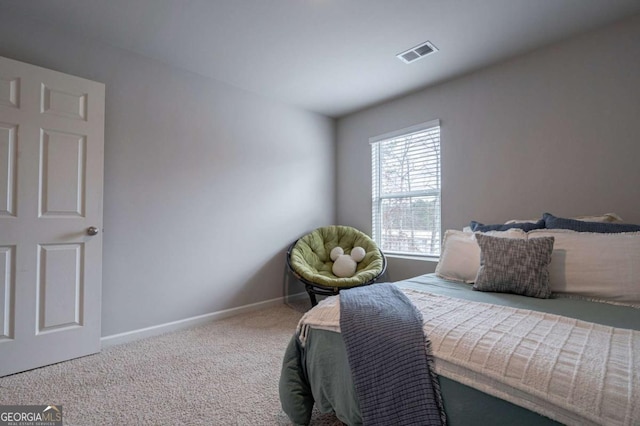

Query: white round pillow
[332,254,357,278]
[350,246,366,262]
[330,246,344,261]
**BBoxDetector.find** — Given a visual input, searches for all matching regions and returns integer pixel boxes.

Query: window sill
[385,254,439,263]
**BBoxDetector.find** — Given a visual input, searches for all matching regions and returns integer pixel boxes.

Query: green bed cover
[280,274,640,426]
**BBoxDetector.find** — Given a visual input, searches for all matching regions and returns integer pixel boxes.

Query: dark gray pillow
[543,212,640,233]
[473,234,555,298]
[470,219,545,232]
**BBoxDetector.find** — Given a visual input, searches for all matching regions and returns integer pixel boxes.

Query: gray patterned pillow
[473,234,555,298]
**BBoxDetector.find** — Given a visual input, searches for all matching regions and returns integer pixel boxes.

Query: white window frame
[370,119,441,259]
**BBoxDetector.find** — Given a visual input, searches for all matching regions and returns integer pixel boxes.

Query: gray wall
[337,14,640,281]
[0,13,335,336]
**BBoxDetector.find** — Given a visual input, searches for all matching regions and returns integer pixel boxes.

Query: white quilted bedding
[299,288,640,426]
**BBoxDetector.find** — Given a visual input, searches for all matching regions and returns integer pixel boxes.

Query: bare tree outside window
[371,121,441,257]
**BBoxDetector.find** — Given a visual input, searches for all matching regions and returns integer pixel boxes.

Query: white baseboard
[101,292,307,348]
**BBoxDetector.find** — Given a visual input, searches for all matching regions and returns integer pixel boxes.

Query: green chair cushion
[289,225,384,288]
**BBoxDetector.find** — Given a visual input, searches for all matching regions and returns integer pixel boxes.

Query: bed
[280,216,640,425]
[279,274,640,426]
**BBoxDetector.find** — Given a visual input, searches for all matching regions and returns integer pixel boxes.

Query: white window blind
[371,120,441,257]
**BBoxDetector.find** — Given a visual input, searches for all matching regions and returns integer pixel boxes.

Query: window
[371,120,441,257]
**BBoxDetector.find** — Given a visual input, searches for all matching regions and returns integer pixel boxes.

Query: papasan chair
[286,225,387,306]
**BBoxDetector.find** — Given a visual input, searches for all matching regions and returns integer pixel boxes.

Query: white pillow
[504,218,539,224]
[435,229,527,283]
[528,229,640,303]
[573,213,623,223]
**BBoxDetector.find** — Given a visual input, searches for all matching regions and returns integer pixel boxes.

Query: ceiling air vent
[397,41,438,64]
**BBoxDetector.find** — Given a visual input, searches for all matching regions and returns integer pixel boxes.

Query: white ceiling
[4,0,640,117]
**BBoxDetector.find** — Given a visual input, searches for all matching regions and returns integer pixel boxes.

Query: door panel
[39,129,86,217]
[0,245,15,341]
[0,76,20,109]
[41,84,87,122]
[37,243,83,332]
[0,55,104,376]
[0,123,17,216]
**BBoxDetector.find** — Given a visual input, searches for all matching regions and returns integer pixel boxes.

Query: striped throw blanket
[339,284,445,426]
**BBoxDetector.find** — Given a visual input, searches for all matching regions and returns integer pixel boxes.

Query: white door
[0,56,105,376]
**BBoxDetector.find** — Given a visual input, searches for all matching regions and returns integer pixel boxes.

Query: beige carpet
[0,304,344,425]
